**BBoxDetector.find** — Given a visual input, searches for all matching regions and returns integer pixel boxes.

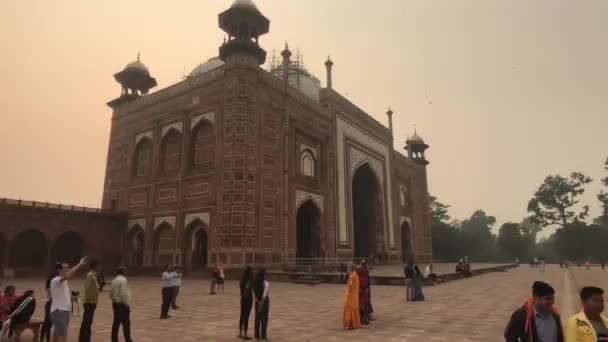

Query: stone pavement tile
[6,265,589,341]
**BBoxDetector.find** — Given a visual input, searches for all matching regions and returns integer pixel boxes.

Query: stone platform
[4,265,606,341]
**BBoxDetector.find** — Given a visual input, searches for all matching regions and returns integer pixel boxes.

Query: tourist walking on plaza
[253,269,270,341]
[356,266,370,325]
[565,286,608,341]
[343,262,361,330]
[360,260,374,320]
[49,257,88,342]
[214,263,226,294]
[412,265,425,301]
[171,266,182,309]
[109,266,132,342]
[160,265,178,319]
[504,281,564,342]
[79,260,100,342]
[40,264,60,342]
[238,266,254,340]
[404,261,415,301]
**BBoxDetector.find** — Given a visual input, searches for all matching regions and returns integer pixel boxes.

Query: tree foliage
[598,157,608,220]
[527,172,592,228]
[497,222,532,260]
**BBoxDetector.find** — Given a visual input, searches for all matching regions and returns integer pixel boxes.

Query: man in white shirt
[49,257,87,342]
[170,266,182,310]
[109,266,132,342]
[160,265,179,319]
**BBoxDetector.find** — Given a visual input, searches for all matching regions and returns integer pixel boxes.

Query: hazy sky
[1,0,606,237]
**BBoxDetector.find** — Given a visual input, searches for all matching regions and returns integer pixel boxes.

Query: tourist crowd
[1,258,607,341]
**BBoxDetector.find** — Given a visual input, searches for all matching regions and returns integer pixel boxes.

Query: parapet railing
[0,198,101,213]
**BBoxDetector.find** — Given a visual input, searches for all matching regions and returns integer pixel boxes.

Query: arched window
[134,138,153,177]
[191,121,215,168]
[161,130,181,172]
[300,151,315,177]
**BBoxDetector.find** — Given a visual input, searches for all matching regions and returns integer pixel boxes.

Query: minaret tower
[405,130,430,165]
[218,0,270,66]
[107,53,157,109]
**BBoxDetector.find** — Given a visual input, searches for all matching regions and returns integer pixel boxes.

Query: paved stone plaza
[5,265,607,341]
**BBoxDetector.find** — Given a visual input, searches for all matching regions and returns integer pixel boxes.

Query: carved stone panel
[153,216,176,231]
[295,190,324,213]
[184,212,211,228]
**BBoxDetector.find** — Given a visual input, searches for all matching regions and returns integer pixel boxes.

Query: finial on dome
[137,52,140,61]
[386,107,393,116]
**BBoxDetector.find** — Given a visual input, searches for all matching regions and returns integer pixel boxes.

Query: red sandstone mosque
[0,0,432,273]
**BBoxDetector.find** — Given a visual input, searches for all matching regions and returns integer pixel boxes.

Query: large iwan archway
[296,199,322,260]
[351,163,385,259]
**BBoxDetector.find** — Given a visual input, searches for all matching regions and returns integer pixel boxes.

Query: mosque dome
[123,59,149,74]
[188,57,225,77]
[409,132,425,143]
[231,0,258,11]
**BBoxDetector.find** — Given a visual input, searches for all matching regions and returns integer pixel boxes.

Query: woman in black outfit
[238,266,253,340]
[253,269,269,341]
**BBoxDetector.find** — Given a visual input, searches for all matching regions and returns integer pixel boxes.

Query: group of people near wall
[505,281,608,342]
[342,260,375,330]
[0,258,133,342]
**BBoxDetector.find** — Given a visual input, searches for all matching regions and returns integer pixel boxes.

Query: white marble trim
[184,212,211,228]
[295,190,324,213]
[161,122,183,138]
[153,216,176,231]
[191,111,215,130]
[135,130,153,145]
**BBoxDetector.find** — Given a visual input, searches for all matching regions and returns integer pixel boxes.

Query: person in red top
[0,285,18,321]
[356,266,369,325]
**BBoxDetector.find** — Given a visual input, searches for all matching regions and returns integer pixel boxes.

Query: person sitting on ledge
[424,265,442,284]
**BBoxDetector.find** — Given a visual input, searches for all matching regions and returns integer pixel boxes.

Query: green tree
[598,157,608,222]
[459,210,497,261]
[498,222,530,260]
[429,195,463,260]
[429,195,451,224]
[527,172,593,229]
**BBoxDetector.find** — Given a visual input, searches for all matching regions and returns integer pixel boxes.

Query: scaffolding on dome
[268,48,319,89]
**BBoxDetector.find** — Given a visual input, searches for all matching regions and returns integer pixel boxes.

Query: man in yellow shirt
[566,286,608,342]
[78,260,100,342]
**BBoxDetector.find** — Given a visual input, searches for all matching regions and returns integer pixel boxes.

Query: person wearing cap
[565,286,608,342]
[504,281,564,342]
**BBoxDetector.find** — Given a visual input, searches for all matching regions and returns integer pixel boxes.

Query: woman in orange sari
[343,262,361,330]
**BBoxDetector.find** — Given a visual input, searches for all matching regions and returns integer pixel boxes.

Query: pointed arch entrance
[126,226,145,269]
[351,163,385,259]
[296,199,322,260]
[153,223,175,266]
[401,220,413,262]
[11,229,47,270]
[184,221,208,270]
[51,231,84,266]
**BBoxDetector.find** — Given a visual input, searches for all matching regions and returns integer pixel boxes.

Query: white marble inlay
[336,116,395,247]
[295,190,324,213]
[299,143,318,159]
[191,111,215,130]
[128,218,146,231]
[161,121,183,138]
[153,216,176,231]
[135,130,153,145]
[184,212,210,228]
